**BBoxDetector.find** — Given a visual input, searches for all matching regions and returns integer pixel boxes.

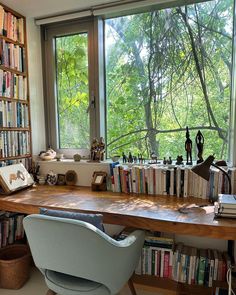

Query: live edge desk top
[0,185,235,240]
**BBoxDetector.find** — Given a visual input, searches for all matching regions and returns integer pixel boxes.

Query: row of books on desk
[0,211,25,248]
[110,163,236,199]
[134,235,231,287]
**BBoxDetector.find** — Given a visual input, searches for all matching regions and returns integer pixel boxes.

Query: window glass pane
[55,33,89,149]
[105,0,233,161]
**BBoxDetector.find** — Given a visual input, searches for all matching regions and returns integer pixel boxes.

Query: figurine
[122,152,127,163]
[73,154,81,162]
[150,152,157,163]
[176,155,183,165]
[98,137,105,161]
[163,157,167,165]
[128,152,133,163]
[39,147,56,161]
[46,171,57,185]
[90,138,99,161]
[185,126,192,165]
[167,156,172,165]
[196,130,204,164]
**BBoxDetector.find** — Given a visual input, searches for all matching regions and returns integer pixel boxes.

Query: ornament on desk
[185,126,192,165]
[89,137,105,162]
[39,147,56,161]
[73,154,81,162]
[176,155,183,165]
[195,130,204,164]
[46,171,57,185]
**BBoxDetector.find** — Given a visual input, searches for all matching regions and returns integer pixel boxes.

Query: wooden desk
[0,184,235,240]
[0,184,232,295]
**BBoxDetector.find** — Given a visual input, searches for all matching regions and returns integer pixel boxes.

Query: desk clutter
[109,163,236,199]
[215,194,236,218]
[117,231,232,288]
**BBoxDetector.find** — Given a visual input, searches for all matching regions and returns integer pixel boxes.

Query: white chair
[23,214,145,295]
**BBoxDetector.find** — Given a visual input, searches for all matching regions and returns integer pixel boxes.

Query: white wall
[26,17,46,155]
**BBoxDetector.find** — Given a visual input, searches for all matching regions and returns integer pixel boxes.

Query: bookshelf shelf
[133,274,228,295]
[0,127,30,131]
[0,3,31,167]
[0,154,31,161]
[0,66,26,76]
[0,34,24,46]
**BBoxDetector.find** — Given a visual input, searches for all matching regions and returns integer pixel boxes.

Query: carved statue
[195,130,204,164]
[98,137,105,161]
[185,126,192,165]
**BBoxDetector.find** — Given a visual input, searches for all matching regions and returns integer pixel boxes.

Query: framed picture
[0,163,34,194]
[91,171,107,191]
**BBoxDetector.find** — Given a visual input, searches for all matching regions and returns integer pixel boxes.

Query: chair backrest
[23,214,145,294]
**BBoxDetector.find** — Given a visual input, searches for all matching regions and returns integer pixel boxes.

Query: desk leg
[128,278,137,295]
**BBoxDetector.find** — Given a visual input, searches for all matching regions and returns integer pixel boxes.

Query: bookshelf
[0,3,31,168]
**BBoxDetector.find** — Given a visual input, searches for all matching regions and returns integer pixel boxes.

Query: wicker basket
[0,244,31,289]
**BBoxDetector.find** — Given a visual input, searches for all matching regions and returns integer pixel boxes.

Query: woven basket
[0,244,31,289]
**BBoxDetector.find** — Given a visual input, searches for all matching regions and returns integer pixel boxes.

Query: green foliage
[105,0,233,161]
[56,33,89,149]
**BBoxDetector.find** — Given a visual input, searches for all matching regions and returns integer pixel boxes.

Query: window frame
[42,18,103,158]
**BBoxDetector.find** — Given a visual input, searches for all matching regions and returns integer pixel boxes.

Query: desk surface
[0,185,235,240]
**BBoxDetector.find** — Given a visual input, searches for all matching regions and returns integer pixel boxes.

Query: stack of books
[215,194,236,218]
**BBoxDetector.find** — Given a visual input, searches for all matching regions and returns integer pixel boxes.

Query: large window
[105,0,234,160]
[42,20,96,156]
[43,0,235,162]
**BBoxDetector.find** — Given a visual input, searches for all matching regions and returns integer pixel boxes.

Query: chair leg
[128,279,137,295]
[46,289,56,295]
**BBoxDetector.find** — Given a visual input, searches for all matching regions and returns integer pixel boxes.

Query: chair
[23,214,145,295]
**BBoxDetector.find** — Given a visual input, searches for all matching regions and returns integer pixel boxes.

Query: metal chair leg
[128,278,137,295]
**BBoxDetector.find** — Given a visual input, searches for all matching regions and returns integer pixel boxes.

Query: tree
[106,0,233,160]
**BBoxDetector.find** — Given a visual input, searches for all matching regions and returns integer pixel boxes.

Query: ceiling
[0,0,116,18]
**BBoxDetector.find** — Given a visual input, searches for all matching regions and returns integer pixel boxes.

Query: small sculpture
[176,155,183,165]
[150,152,157,163]
[196,130,204,164]
[73,154,81,162]
[185,126,192,165]
[167,156,172,165]
[128,152,133,163]
[163,157,167,165]
[122,152,127,163]
[90,137,105,162]
[46,171,57,185]
[98,137,105,161]
[39,147,56,161]
[90,138,99,161]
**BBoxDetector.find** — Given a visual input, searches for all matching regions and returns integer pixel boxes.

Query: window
[42,19,97,157]
[42,0,236,163]
[105,0,234,161]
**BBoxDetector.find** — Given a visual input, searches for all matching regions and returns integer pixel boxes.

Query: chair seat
[45,270,111,295]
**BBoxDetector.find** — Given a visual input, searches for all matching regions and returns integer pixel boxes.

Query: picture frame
[0,163,34,194]
[91,171,107,191]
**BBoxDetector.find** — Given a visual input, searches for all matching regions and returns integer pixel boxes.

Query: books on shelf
[110,164,236,200]
[0,211,25,248]
[125,230,232,287]
[0,5,24,44]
